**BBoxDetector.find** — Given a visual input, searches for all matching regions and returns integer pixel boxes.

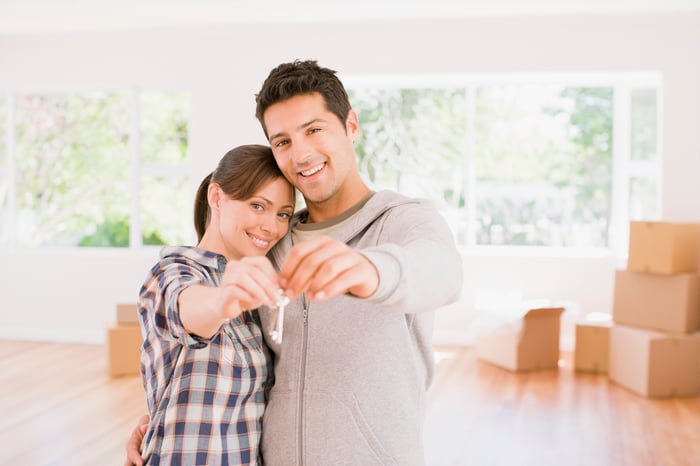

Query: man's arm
[279,201,463,311]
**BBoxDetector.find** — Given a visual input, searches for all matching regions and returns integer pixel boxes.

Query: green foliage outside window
[0,97,7,245]
[351,88,466,203]
[4,90,191,248]
[140,92,190,165]
[349,83,654,248]
[15,93,131,247]
[139,92,192,246]
[350,87,468,241]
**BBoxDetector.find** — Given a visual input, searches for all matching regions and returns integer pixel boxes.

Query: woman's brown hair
[193,144,291,242]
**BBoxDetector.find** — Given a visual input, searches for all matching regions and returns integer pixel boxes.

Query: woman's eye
[278,212,292,220]
[251,203,264,211]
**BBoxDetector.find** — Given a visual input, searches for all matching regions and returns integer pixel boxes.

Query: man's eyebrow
[269,118,327,142]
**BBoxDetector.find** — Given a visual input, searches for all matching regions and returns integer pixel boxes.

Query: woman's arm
[179,255,281,338]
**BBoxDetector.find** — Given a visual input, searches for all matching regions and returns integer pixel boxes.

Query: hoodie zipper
[297,293,309,465]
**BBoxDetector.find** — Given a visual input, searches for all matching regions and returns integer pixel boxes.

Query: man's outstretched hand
[279,236,379,302]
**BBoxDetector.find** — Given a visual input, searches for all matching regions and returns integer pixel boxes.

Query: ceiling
[1,0,700,34]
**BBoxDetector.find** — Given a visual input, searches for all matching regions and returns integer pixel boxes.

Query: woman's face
[217,177,294,260]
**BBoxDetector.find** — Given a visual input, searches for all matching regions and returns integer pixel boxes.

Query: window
[0,95,8,246]
[137,91,192,247]
[0,89,191,249]
[351,87,468,242]
[346,74,661,255]
[628,88,660,219]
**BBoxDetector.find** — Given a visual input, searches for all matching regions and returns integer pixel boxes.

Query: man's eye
[275,139,289,147]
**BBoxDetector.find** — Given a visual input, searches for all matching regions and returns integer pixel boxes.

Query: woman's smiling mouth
[248,233,270,249]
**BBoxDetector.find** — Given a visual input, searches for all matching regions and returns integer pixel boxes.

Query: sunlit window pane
[630,89,657,162]
[14,93,130,247]
[141,92,190,165]
[629,177,659,221]
[475,86,613,247]
[0,96,8,246]
[140,175,193,246]
[349,87,468,241]
[0,96,6,166]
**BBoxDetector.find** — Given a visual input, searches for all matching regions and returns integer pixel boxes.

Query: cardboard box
[612,270,700,333]
[574,317,611,373]
[628,221,700,274]
[475,307,564,372]
[117,303,139,325]
[608,325,700,397]
[107,324,142,377]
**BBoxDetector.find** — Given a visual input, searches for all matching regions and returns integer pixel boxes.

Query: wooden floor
[1,340,699,466]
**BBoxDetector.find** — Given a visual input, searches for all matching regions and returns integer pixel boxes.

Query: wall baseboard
[0,327,106,344]
[432,331,472,347]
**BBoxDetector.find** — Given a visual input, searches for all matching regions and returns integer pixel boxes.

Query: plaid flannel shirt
[138,246,272,465]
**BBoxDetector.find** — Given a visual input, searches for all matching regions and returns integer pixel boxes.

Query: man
[127,59,463,465]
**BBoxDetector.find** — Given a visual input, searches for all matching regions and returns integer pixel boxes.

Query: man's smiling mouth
[300,163,324,177]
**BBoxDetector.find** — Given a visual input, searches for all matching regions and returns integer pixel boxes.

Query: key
[270,289,290,344]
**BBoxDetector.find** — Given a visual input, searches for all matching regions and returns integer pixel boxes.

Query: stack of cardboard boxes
[107,303,142,377]
[607,221,700,397]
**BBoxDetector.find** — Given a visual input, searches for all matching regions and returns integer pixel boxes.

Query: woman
[137,144,294,465]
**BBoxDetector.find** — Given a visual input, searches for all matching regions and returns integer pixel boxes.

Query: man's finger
[307,253,378,301]
[304,253,358,299]
[281,238,346,298]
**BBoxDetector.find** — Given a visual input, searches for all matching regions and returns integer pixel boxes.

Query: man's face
[263,93,359,207]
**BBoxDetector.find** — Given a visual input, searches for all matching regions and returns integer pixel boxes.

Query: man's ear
[208,183,222,212]
[346,109,360,141]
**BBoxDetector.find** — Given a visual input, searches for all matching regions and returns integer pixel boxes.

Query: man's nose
[290,138,313,165]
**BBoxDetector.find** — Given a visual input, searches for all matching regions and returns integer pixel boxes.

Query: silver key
[270,289,290,344]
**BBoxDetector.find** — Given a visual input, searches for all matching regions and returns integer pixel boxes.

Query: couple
[129,59,464,465]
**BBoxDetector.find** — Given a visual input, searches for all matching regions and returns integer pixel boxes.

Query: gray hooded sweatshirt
[261,190,463,466]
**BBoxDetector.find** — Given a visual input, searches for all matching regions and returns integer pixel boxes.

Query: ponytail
[193,172,213,243]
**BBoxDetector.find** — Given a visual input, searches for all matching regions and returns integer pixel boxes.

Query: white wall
[1,12,699,345]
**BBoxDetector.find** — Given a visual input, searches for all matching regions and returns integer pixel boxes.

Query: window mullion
[610,85,631,259]
[130,89,142,249]
[654,85,663,219]
[627,160,658,178]
[6,93,16,250]
[464,85,477,247]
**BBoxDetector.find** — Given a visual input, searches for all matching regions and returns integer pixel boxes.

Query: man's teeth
[300,164,323,177]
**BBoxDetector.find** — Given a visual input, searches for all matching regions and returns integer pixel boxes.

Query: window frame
[343,71,663,259]
[0,87,192,251]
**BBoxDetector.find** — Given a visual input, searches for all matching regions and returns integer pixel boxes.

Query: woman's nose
[260,213,277,234]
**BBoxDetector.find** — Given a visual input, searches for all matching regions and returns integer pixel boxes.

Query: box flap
[523,307,564,319]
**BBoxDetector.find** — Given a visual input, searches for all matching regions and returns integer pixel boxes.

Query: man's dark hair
[255,59,352,139]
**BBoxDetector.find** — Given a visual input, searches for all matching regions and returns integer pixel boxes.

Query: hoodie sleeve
[359,199,464,313]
